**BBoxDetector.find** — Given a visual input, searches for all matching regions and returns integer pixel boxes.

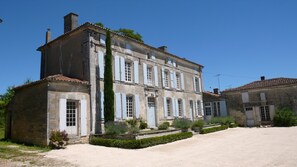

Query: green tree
[104,30,115,122]
[0,87,14,127]
[273,107,297,127]
[115,28,143,42]
[95,22,104,28]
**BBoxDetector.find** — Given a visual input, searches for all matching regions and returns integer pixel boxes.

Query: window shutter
[173,71,177,89]
[122,93,127,119]
[170,71,174,88]
[115,56,120,81]
[175,99,179,117]
[98,51,104,79]
[163,97,168,118]
[181,73,184,90]
[192,101,196,117]
[59,99,67,131]
[182,99,186,117]
[219,101,227,117]
[260,93,266,101]
[189,101,193,120]
[162,67,165,87]
[151,53,156,60]
[201,100,204,116]
[80,99,87,136]
[115,93,122,120]
[135,94,140,118]
[101,91,104,119]
[172,97,176,117]
[193,77,196,92]
[172,60,176,67]
[100,34,106,45]
[143,63,147,85]
[120,57,125,81]
[134,61,139,84]
[198,77,202,92]
[269,105,275,120]
[154,66,158,87]
[126,44,132,54]
[242,92,249,103]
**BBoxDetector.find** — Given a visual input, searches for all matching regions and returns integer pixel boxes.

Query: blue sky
[1,0,297,94]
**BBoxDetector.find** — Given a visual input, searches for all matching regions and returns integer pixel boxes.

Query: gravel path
[45,127,297,167]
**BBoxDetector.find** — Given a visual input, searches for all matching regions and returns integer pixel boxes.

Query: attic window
[147,53,152,59]
[99,34,106,45]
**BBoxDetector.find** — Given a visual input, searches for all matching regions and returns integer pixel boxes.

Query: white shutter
[115,93,122,120]
[120,57,125,81]
[98,51,104,79]
[101,92,104,119]
[115,56,120,81]
[182,99,186,117]
[134,61,139,84]
[143,63,147,85]
[189,101,193,120]
[173,71,177,89]
[172,97,176,117]
[170,71,174,89]
[181,73,184,90]
[201,100,204,116]
[135,94,140,118]
[269,105,275,120]
[122,93,127,119]
[59,99,67,131]
[255,107,261,122]
[80,100,87,136]
[260,93,266,101]
[100,34,106,45]
[242,92,249,103]
[198,77,202,92]
[175,99,179,116]
[162,67,165,87]
[172,60,176,67]
[154,66,158,87]
[164,97,168,118]
[151,53,156,60]
[126,44,132,54]
[193,77,196,92]
[220,101,227,117]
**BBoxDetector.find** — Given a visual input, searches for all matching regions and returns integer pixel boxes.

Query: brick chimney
[45,28,51,43]
[260,76,265,81]
[213,88,219,95]
[64,13,78,33]
[158,46,167,52]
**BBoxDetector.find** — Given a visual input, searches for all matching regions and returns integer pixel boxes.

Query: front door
[66,101,78,135]
[147,97,156,128]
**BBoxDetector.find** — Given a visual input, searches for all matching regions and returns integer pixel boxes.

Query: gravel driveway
[45,127,297,167]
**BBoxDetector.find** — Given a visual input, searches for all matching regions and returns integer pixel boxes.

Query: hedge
[200,125,228,134]
[90,132,193,149]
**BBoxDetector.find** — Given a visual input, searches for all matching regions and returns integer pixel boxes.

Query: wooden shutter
[161,67,165,87]
[134,61,139,84]
[198,77,202,92]
[182,99,186,117]
[114,56,120,81]
[189,101,193,120]
[135,94,140,118]
[80,100,87,136]
[173,71,177,89]
[143,63,147,85]
[260,93,266,101]
[122,93,127,119]
[164,97,168,118]
[170,71,174,89]
[172,98,176,117]
[59,99,67,131]
[154,66,158,87]
[242,92,249,103]
[98,51,104,79]
[175,99,179,117]
[180,73,184,90]
[115,93,122,120]
[201,100,204,116]
[219,101,227,117]
[193,77,196,92]
[101,91,104,119]
[120,57,125,81]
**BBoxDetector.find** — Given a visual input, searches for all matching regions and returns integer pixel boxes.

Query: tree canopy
[115,28,143,42]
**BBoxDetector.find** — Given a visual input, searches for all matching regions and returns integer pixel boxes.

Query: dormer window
[147,53,152,59]
[99,34,106,45]
[125,44,132,54]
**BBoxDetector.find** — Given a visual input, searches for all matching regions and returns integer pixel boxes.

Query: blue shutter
[143,63,147,85]
[173,71,176,89]
[59,99,66,131]
[115,56,120,81]
[115,93,122,120]
[172,98,176,117]
[80,99,87,136]
[122,93,127,119]
[154,66,158,87]
[175,99,179,117]
[161,67,165,87]
[101,91,104,120]
[120,57,125,81]
[181,73,184,90]
[134,61,139,84]
[182,99,186,117]
[164,97,168,118]
[135,94,140,119]
[98,51,104,79]
[170,71,174,88]
[193,77,196,92]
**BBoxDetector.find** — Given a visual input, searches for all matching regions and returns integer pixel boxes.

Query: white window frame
[204,102,212,116]
[178,99,183,117]
[126,95,134,118]
[66,100,77,127]
[147,66,153,86]
[260,106,270,121]
[176,73,181,90]
[125,61,132,82]
[164,70,170,88]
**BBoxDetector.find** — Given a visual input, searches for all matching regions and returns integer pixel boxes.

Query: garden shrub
[229,123,238,128]
[209,116,235,126]
[139,122,148,130]
[49,130,69,149]
[128,126,140,134]
[158,122,169,130]
[90,132,193,149]
[273,108,297,127]
[105,121,128,135]
[191,120,204,132]
[229,110,246,127]
[126,119,138,127]
[200,125,228,134]
[172,118,192,130]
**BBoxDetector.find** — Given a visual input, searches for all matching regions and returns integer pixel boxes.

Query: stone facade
[203,90,228,121]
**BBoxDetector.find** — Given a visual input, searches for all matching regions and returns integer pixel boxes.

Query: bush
[139,122,148,130]
[158,122,169,130]
[128,126,139,134]
[273,108,297,127]
[172,118,192,130]
[105,121,128,135]
[229,123,238,128]
[209,116,235,126]
[191,120,204,132]
[200,125,228,134]
[229,110,246,127]
[90,132,193,149]
[49,130,69,149]
[126,119,138,127]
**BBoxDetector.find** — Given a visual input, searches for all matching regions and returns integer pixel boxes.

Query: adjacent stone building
[221,76,297,126]
[6,13,204,145]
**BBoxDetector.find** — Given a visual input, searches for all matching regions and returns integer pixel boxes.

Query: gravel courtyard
[45,127,297,167]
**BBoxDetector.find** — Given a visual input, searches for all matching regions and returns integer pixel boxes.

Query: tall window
[260,106,270,121]
[66,101,77,126]
[178,99,182,116]
[197,100,202,116]
[213,102,221,117]
[195,77,200,92]
[164,70,169,88]
[126,96,133,118]
[204,102,212,116]
[147,66,153,85]
[176,73,181,90]
[167,98,172,117]
[125,61,132,82]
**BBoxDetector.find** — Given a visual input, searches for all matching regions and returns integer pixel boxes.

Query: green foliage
[172,118,192,130]
[158,122,169,130]
[115,28,143,42]
[128,127,139,134]
[209,116,235,126]
[49,130,69,149]
[95,22,104,27]
[0,87,15,129]
[230,110,246,127]
[200,125,228,134]
[90,132,193,149]
[273,108,297,127]
[126,119,137,127]
[104,30,115,122]
[105,122,128,135]
[229,123,238,128]
[139,122,148,130]
[191,120,204,132]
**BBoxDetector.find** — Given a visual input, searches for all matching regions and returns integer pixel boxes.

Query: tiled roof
[14,74,88,90]
[223,77,297,92]
[203,91,220,97]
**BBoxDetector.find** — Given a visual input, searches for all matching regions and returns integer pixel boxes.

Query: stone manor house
[5,13,204,146]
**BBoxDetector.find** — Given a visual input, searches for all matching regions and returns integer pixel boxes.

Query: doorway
[147,97,156,128]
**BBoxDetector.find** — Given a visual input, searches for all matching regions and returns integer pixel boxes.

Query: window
[126,96,133,118]
[147,53,152,59]
[147,66,153,85]
[213,102,221,117]
[260,106,270,121]
[197,100,202,116]
[178,99,182,116]
[204,102,212,116]
[99,34,106,45]
[125,61,132,82]
[245,107,253,111]
[126,44,132,54]
[66,101,77,126]
[167,98,172,117]
[164,70,169,88]
[195,77,199,92]
[176,73,181,90]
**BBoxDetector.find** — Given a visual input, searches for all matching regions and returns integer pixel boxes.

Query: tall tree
[103,30,115,122]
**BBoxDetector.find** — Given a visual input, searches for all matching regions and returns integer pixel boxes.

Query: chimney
[158,46,167,52]
[45,28,51,43]
[64,13,78,33]
[260,76,265,81]
[213,88,219,95]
